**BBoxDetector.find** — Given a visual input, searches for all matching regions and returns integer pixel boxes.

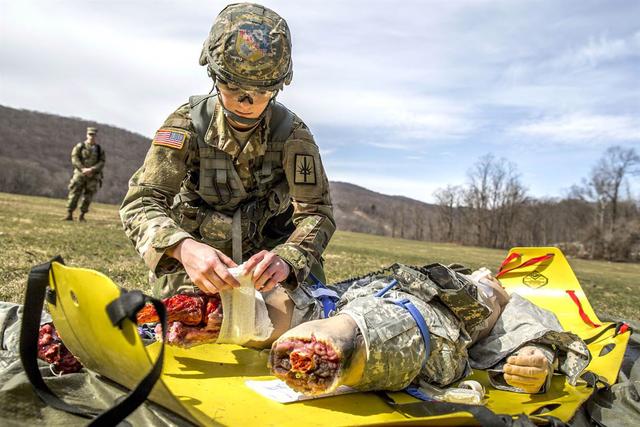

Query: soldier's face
[217,81,274,125]
[86,134,96,144]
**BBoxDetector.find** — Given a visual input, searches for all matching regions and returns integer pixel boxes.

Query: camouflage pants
[66,175,99,213]
[338,279,471,391]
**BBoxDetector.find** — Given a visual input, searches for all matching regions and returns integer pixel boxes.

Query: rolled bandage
[458,380,484,396]
[217,265,274,345]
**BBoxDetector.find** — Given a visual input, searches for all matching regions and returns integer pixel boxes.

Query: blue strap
[404,385,435,401]
[392,298,431,365]
[374,279,398,297]
[393,298,434,401]
[308,273,339,318]
[373,279,430,361]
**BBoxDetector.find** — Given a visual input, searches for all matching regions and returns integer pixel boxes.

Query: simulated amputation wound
[136,293,223,347]
[270,315,364,395]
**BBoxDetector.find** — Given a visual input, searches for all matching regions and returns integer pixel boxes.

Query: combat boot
[79,213,86,222]
[62,211,73,221]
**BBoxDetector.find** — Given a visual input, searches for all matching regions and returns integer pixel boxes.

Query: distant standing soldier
[63,127,105,221]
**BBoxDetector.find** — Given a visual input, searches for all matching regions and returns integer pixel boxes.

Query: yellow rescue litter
[44,247,630,426]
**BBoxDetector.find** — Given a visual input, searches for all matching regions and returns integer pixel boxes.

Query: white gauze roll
[217,265,274,345]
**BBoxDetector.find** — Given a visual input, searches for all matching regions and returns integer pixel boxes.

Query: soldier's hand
[243,250,290,292]
[504,346,550,393]
[169,238,240,294]
[81,168,93,176]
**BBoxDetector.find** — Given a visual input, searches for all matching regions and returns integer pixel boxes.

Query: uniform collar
[206,100,271,160]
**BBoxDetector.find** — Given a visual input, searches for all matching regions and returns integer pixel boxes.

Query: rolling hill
[0,105,438,239]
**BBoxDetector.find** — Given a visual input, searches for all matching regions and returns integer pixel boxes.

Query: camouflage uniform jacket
[71,141,105,179]
[120,97,335,288]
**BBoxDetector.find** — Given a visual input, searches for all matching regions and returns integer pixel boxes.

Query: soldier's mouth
[234,110,254,117]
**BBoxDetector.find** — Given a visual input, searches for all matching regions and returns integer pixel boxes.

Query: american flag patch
[152,129,186,149]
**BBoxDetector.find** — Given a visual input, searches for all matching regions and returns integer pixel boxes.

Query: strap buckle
[106,290,146,329]
[308,273,339,318]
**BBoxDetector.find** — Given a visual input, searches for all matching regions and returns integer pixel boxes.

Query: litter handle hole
[599,343,615,357]
[69,290,79,307]
[530,403,561,416]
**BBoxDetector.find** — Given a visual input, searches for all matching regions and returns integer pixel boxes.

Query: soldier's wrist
[166,237,196,262]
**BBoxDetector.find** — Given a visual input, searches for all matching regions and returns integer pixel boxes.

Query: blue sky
[1,0,638,202]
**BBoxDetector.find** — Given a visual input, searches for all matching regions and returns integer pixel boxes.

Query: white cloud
[1,0,639,200]
[496,30,640,115]
[504,31,640,82]
[319,148,335,157]
[512,113,640,143]
[560,31,640,68]
[283,87,476,142]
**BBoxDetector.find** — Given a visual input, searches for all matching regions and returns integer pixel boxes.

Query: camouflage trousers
[337,276,472,391]
[66,175,99,213]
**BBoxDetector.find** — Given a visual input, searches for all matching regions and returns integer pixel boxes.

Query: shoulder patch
[294,154,316,185]
[152,128,187,150]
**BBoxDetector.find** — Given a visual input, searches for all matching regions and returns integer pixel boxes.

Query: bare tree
[434,185,462,242]
[413,208,425,240]
[464,154,493,246]
[572,146,639,259]
[462,154,527,248]
[596,146,639,231]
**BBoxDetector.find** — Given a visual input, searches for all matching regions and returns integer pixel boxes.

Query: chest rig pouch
[76,143,103,167]
[180,95,296,251]
[418,263,492,336]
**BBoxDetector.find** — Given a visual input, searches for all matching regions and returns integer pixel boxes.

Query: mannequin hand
[504,346,550,393]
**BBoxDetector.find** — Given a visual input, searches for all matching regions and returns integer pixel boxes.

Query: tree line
[433,146,639,262]
[1,106,637,261]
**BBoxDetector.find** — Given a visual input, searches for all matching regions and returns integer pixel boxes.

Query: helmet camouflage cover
[199,3,293,90]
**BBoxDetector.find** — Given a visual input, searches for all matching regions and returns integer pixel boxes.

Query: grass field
[1,192,639,321]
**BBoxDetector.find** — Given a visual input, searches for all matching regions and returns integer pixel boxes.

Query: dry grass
[1,192,638,321]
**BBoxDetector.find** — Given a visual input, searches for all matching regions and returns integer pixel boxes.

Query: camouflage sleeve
[71,144,83,171]
[119,104,196,276]
[271,123,336,288]
[92,146,106,173]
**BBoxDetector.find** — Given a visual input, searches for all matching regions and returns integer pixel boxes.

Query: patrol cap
[199,3,293,90]
[87,127,98,135]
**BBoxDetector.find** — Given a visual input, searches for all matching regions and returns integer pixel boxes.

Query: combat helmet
[199,3,293,91]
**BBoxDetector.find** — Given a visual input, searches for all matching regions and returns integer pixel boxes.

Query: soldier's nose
[238,94,254,105]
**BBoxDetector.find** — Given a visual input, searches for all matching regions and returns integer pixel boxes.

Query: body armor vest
[176,95,296,253]
[74,143,103,169]
[188,94,295,213]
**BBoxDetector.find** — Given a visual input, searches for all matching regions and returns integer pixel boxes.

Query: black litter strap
[376,390,514,427]
[19,257,168,426]
[19,257,97,419]
[92,292,167,426]
[581,371,610,391]
[583,321,631,345]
